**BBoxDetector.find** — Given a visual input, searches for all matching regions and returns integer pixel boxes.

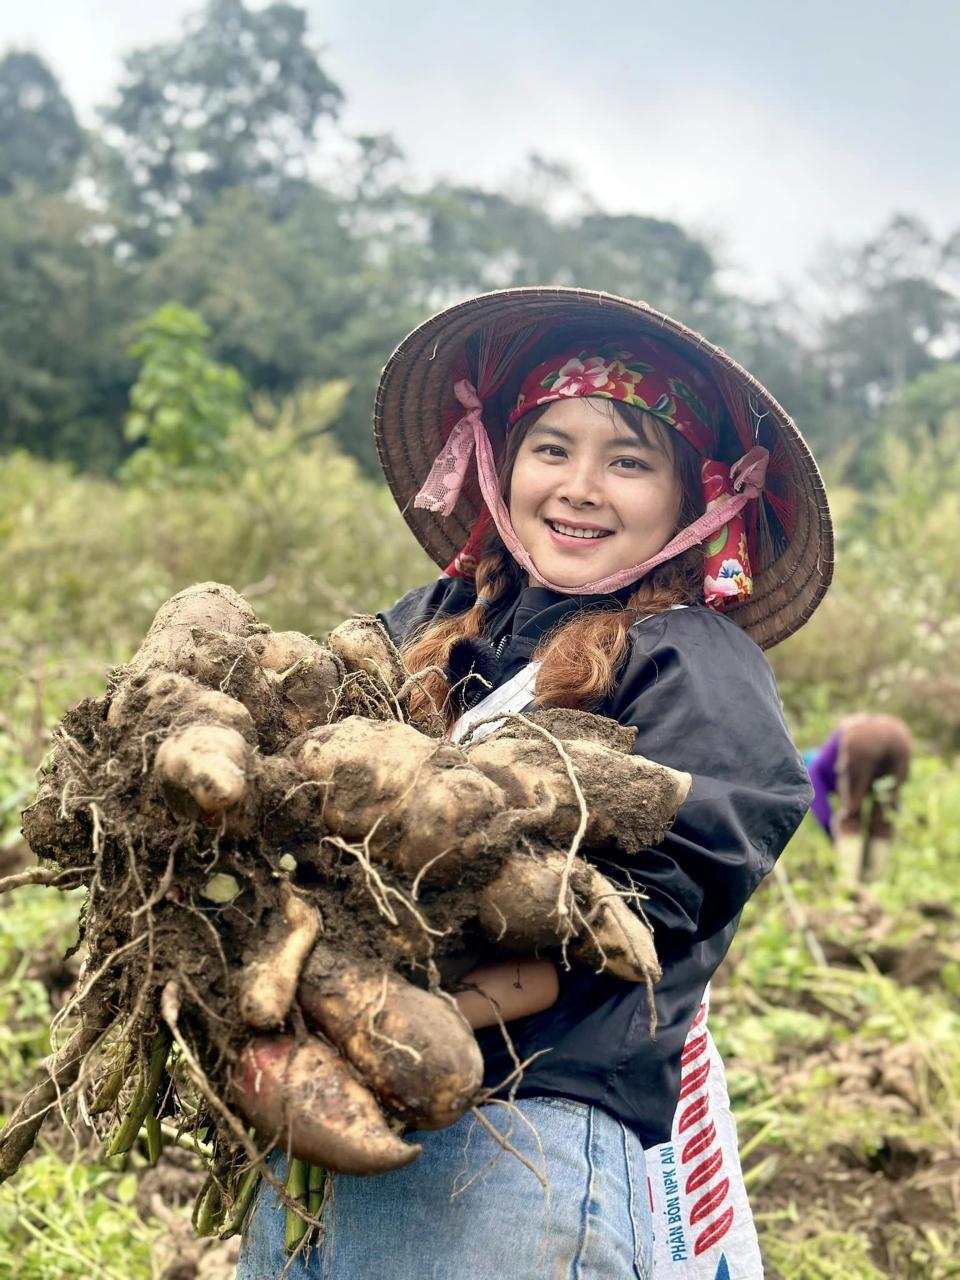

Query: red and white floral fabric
[509,345,718,457]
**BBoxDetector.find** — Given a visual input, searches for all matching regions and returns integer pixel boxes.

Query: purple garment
[807,730,841,833]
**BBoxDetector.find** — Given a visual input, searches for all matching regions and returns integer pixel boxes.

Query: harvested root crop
[253,630,343,738]
[328,616,406,693]
[155,723,251,818]
[1,581,690,1251]
[232,1036,422,1175]
[477,850,661,986]
[291,718,505,882]
[467,731,691,854]
[328,616,408,719]
[236,883,321,1030]
[297,942,483,1129]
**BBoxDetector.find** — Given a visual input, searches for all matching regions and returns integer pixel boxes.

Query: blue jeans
[236,1096,653,1279]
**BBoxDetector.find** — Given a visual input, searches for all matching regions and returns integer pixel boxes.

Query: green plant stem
[88,1041,132,1116]
[192,1173,225,1236]
[106,1029,171,1158]
[218,1164,262,1240]
[738,1118,777,1162]
[144,1108,163,1165]
[742,1153,779,1189]
[284,1158,308,1252]
[307,1162,325,1216]
[158,1120,214,1159]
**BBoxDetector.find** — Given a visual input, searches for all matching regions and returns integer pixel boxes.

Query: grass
[0,1154,164,1280]
[711,766,960,1278]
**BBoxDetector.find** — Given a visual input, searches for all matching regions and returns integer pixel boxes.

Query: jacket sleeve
[605,609,812,947]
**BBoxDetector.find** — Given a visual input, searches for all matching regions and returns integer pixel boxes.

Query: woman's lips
[544,518,614,547]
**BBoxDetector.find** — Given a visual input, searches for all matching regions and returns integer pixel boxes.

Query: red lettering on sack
[685,1148,723,1194]
[677,1095,710,1133]
[681,1122,716,1163]
[694,1206,735,1255]
[681,1032,708,1067]
[689,1178,730,1225]
[678,1059,711,1100]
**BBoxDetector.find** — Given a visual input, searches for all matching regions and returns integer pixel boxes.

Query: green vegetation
[712,767,960,1278]
[0,1156,163,1279]
[773,371,960,752]
[2,5,957,475]
[1,367,956,1274]
[121,304,247,487]
[1,2,958,1273]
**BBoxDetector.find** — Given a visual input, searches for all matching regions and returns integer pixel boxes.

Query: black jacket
[379,577,811,1146]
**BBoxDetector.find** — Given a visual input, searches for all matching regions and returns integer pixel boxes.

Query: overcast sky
[4,0,958,295]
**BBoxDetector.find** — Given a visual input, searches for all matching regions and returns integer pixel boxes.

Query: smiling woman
[238,287,831,1280]
[506,398,688,589]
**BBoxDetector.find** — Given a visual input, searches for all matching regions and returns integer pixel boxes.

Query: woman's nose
[558,460,603,507]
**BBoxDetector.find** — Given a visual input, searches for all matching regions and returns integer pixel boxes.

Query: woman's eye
[613,456,650,471]
[533,445,567,459]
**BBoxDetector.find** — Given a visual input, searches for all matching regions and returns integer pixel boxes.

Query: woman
[237,287,833,1279]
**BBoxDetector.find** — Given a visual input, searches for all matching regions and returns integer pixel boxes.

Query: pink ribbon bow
[413,381,493,517]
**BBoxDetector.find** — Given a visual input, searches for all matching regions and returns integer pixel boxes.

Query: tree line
[1,0,958,478]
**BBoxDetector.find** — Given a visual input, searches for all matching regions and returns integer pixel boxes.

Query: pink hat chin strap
[413,380,768,597]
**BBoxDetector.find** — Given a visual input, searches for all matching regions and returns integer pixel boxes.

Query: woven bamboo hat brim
[375,287,833,649]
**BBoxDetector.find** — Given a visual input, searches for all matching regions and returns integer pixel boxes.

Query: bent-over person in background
[805,714,912,885]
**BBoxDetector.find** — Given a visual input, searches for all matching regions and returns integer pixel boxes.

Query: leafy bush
[121,304,247,487]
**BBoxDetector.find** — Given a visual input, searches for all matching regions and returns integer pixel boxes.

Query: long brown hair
[402,402,705,729]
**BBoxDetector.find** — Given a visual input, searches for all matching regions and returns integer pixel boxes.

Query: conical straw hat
[375,287,833,648]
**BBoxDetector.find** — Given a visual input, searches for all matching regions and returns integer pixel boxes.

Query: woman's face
[507,398,683,589]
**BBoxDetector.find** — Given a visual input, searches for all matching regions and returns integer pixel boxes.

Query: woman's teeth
[548,521,611,540]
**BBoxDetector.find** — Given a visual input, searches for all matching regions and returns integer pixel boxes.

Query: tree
[793,215,960,479]
[819,215,960,404]
[98,0,342,240]
[569,213,719,318]
[140,188,368,388]
[884,361,960,437]
[0,191,132,469]
[121,303,247,485]
[712,294,835,459]
[367,172,723,316]
[0,51,84,195]
[137,186,415,471]
[398,183,564,302]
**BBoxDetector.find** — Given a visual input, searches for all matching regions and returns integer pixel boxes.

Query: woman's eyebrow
[604,435,655,452]
[527,424,574,443]
[528,424,654,451]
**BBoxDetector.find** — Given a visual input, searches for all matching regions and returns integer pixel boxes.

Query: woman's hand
[454,958,560,1029]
